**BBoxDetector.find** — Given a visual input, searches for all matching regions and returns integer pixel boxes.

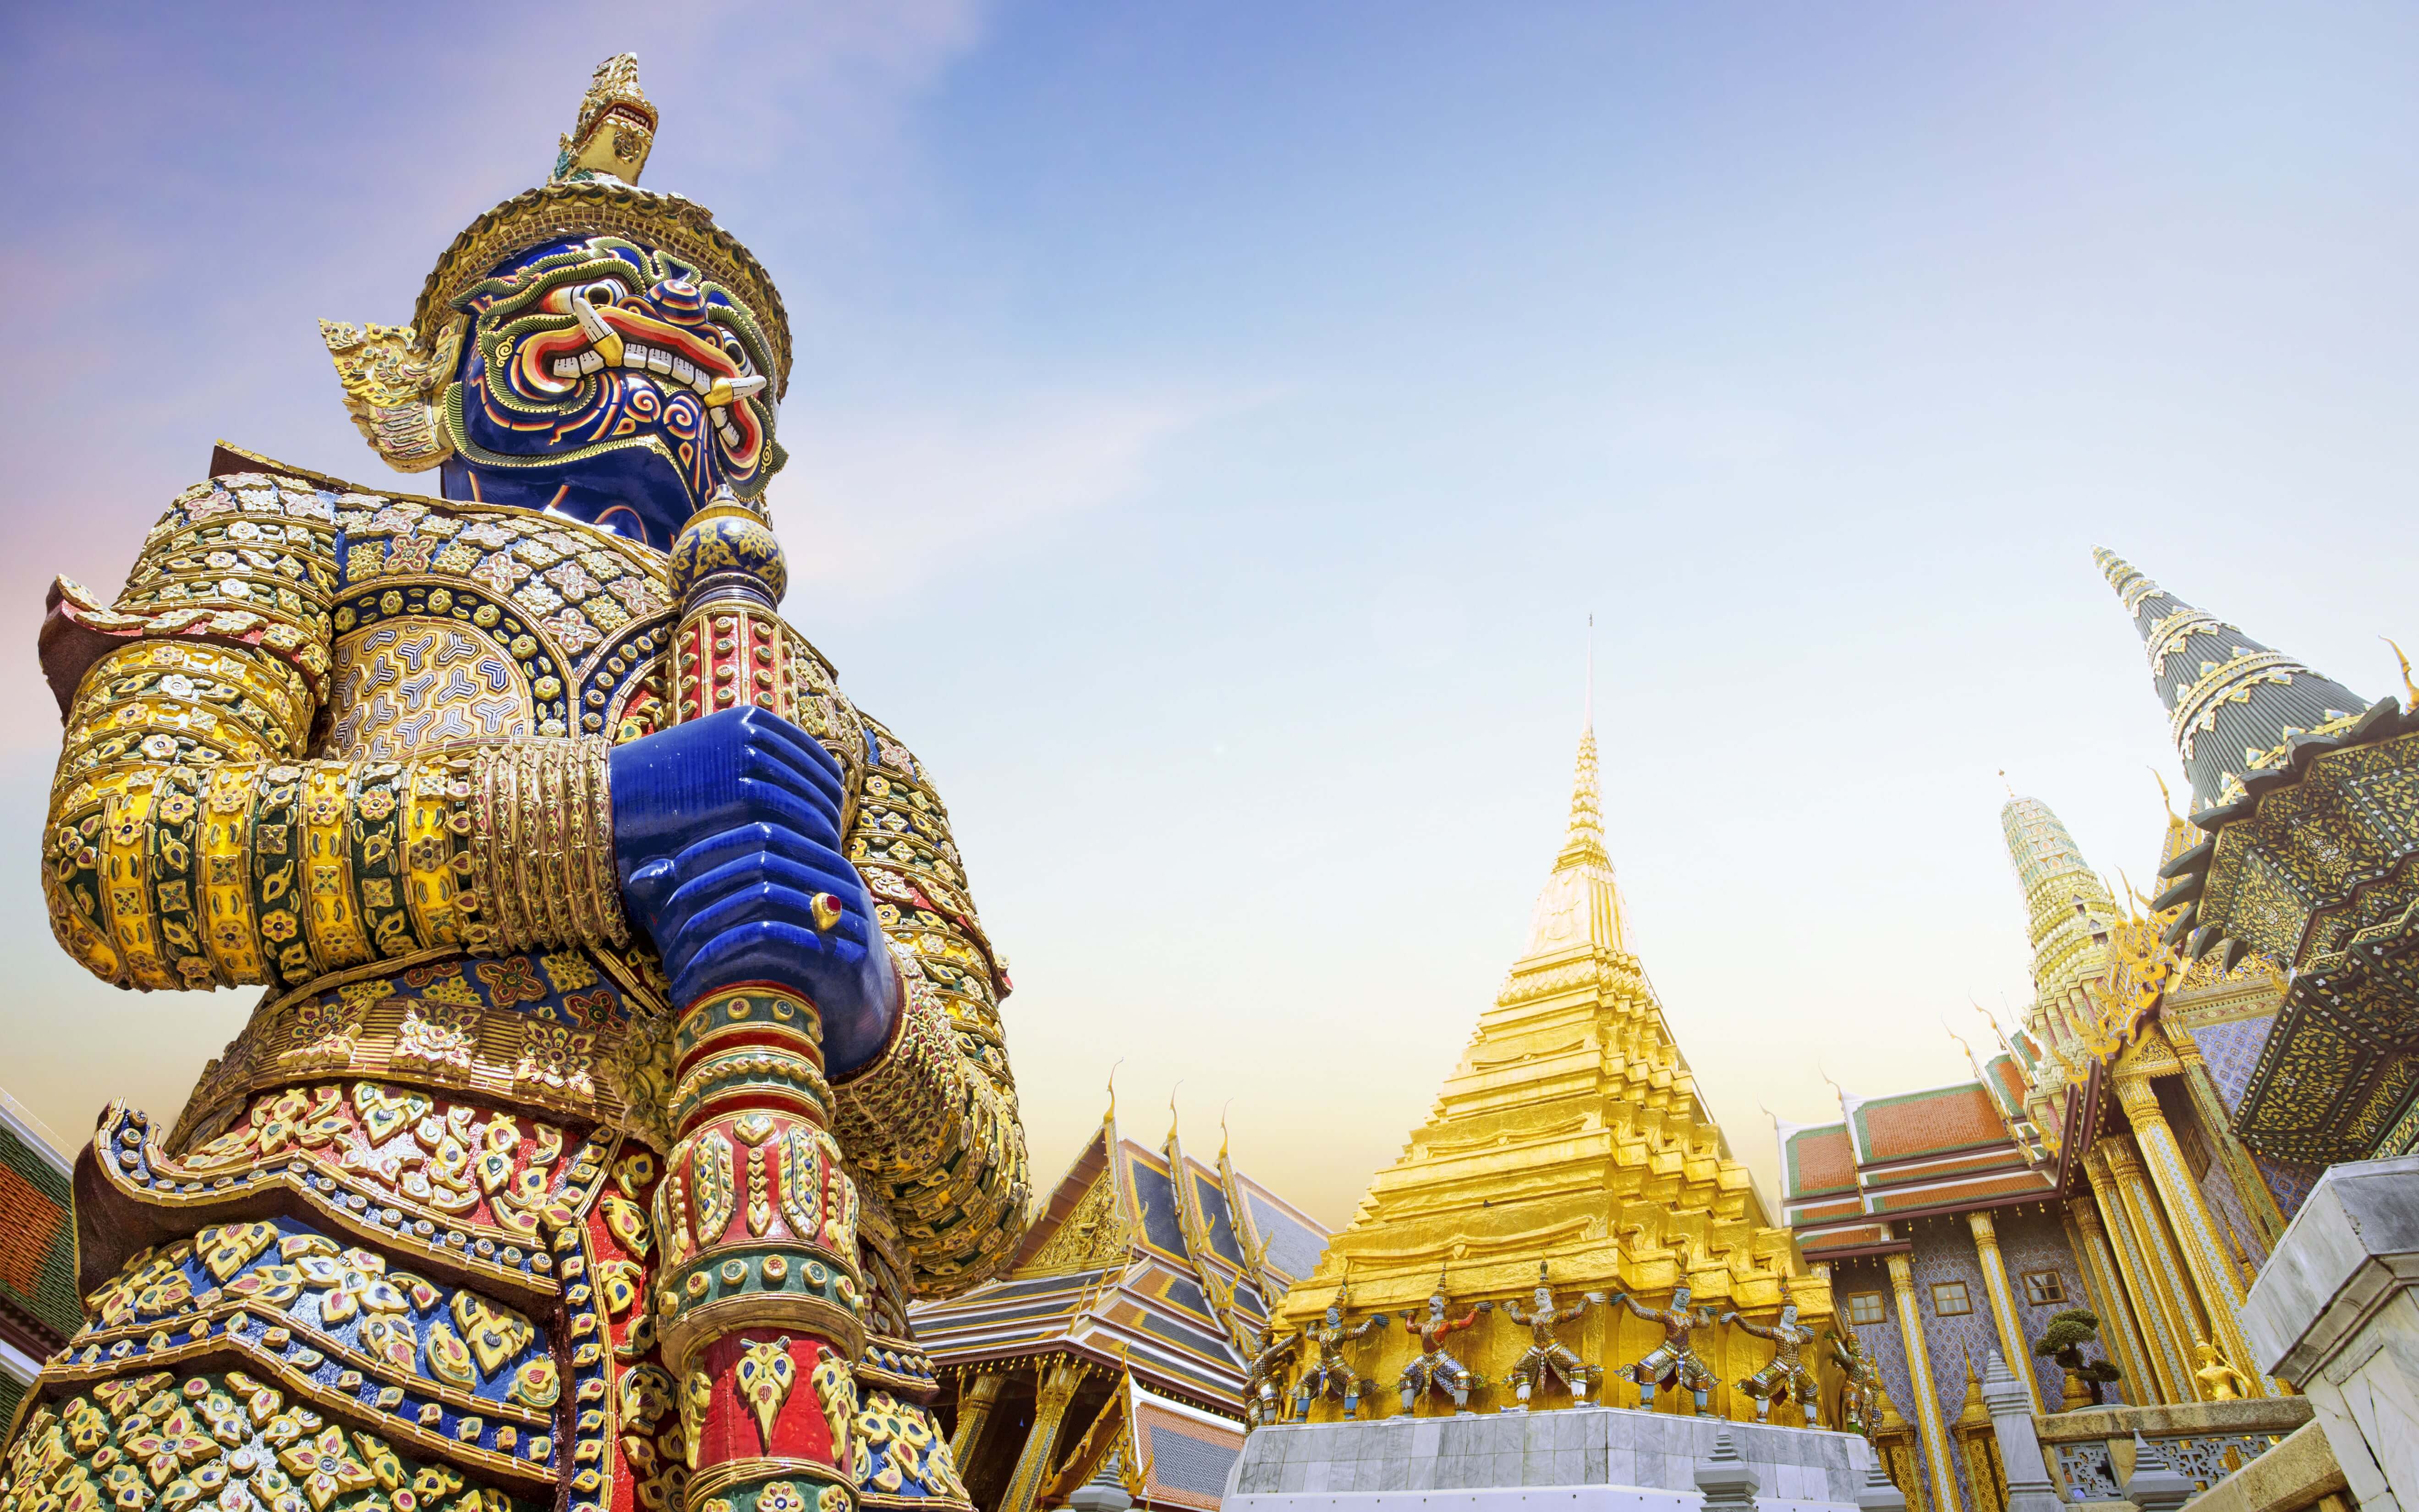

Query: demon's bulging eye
[718,333,753,375]
[580,277,629,306]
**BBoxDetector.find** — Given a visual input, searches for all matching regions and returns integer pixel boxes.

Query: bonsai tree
[2033,1309,2123,1408]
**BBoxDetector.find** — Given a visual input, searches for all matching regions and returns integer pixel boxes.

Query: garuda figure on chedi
[3,54,1031,1512]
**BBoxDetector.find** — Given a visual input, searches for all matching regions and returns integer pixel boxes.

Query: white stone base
[2242,1155,2419,1512]
[1223,1412,1872,1512]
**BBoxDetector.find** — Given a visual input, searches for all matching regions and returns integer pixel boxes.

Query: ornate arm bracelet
[468,736,628,953]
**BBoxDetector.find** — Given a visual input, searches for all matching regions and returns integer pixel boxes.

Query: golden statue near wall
[1832,1326,1884,1437]
[1242,1326,1300,1429]
[2192,1340,2252,1402]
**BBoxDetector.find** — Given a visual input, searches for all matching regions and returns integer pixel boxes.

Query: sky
[2,2,2415,1228]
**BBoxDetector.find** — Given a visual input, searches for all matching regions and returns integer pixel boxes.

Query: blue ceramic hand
[608,706,898,1076]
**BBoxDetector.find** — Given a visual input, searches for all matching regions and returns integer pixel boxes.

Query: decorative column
[1966,1211,2048,1412]
[2110,1075,2270,1395]
[1886,1252,1964,1512]
[998,1358,1090,1512]
[2062,1200,2154,1408]
[657,987,863,1512]
[2167,1035,2287,1247]
[2081,1143,2191,1402]
[651,500,867,1512]
[2098,1136,2219,1388]
[949,1371,1008,1477]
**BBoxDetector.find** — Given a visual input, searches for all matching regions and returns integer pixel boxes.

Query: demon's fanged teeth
[546,293,764,438]
[569,289,625,366]
[702,374,767,410]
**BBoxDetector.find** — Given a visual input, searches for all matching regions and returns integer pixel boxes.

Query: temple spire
[2094,549,2368,809]
[1281,669,1799,1332]
[2000,793,2117,1001]
[1519,657,1626,960]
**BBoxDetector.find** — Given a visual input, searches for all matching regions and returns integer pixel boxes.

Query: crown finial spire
[1564,723,1607,860]
[1511,665,1628,960]
[1585,613,1595,733]
[554,53,658,184]
[2094,548,2368,809]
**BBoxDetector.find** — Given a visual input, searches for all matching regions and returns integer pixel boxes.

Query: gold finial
[1585,613,1595,733]
[2385,637,2419,706]
[2000,769,2015,800]
[1168,1082,1183,1140]
[2151,767,2178,821]
[1219,1100,1233,1161]
[556,53,658,184]
[1105,1059,1123,1123]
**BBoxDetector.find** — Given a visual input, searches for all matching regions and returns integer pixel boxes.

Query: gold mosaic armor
[8,460,1030,1512]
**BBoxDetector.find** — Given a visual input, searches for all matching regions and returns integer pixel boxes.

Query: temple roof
[1776,1075,2055,1259]
[2096,549,2369,809]
[0,1086,77,1416]
[908,1109,1327,1416]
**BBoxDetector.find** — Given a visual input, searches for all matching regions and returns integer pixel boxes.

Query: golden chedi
[1279,716,1824,1418]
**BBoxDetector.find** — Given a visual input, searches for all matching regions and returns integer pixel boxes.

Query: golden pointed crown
[558,53,657,181]
[411,53,791,393]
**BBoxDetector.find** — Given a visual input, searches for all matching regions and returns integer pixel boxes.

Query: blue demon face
[438,236,783,549]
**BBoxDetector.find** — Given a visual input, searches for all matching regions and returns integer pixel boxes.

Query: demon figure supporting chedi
[1394,1276,1488,1416]
[1290,1293,1387,1424]
[1722,1304,1818,1428]
[5,55,1029,1512]
[1611,1287,1715,1413]
[1500,1268,1603,1411]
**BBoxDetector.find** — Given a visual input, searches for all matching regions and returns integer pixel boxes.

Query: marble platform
[1223,1410,1876,1512]
[2241,1155,2419,1512]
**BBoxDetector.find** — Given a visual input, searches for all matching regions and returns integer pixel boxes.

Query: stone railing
[2033,1399,2312,1503]
[2172,1423,2351,1512]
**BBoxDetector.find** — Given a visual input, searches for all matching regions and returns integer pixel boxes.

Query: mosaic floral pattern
[2187,1017,2277,1119]
[2249,1153,2323,1224]
[0,1369,541,1512]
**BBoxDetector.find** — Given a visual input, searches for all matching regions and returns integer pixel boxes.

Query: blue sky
[3,2,2414,1221]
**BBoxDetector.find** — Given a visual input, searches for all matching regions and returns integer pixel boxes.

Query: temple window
[1847,1291,1886,1326]
[1929,1281,1972,1316]
[2022,1271,2066,1305]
